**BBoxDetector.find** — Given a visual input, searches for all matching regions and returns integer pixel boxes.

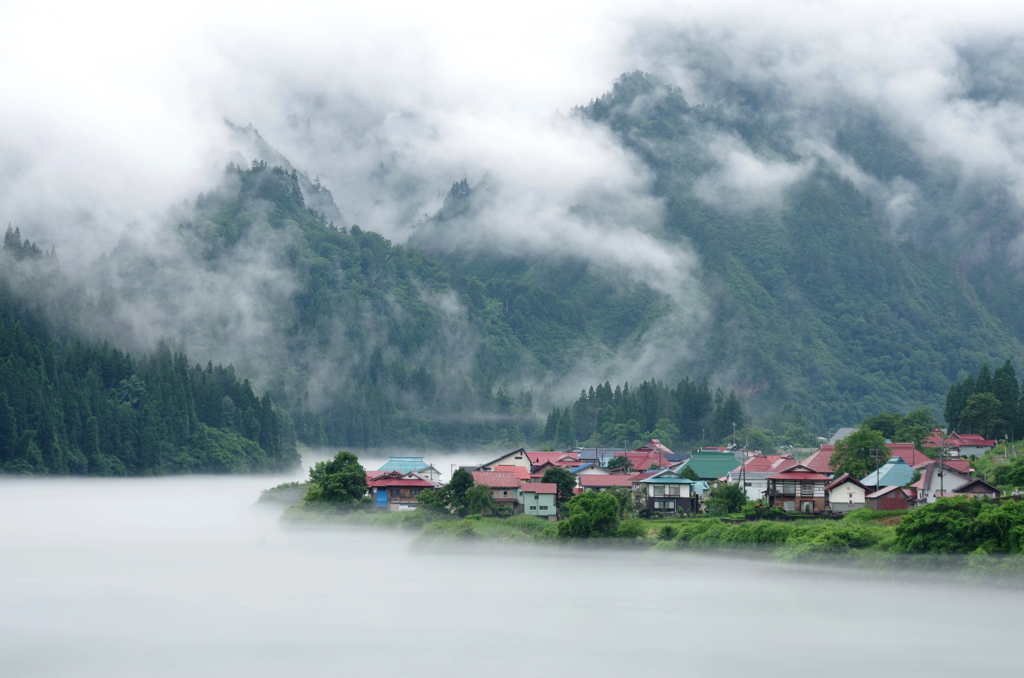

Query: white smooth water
[1,467,1022,677]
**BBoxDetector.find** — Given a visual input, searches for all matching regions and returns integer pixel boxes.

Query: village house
[766,464,830,513]
[675,452,743,482]
[951,478,1000,499]
[923,428,998,458]
[632,470,695,514]
[520,483,558,519]
[377,456,442,482]
[367,471,437,511]
[477,449,532,471]
[825,473,869,513]
[726,454,797,500]
[910,461,973,504]
[578,473,650,493]
[472,471,522,513]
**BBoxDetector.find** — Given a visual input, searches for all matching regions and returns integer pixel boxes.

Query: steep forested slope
[570,72,1024,427]
[0,230,298,475]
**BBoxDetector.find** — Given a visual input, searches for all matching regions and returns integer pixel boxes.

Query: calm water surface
[1,467,1021,677]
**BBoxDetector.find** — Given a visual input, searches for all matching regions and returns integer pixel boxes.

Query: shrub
[616,519,648,539]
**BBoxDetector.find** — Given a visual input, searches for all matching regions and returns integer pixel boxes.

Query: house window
[666,485,680,497]
[529,506,537,511]
[801,483,814,495]
[653,485,665,497]
[503,490,508,497]
[783,481,796,494]
[539,506,548,510]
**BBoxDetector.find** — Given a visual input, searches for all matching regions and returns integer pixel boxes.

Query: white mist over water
[1,468,1022,677]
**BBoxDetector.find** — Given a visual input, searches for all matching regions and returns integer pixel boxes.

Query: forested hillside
[571,72,1024,427]
[0,228,298,475]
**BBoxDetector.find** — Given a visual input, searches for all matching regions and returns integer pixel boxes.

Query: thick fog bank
[2,475,1022,677]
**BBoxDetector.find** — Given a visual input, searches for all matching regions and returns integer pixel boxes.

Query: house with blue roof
[860,457,915,489]
[377,457,441,482]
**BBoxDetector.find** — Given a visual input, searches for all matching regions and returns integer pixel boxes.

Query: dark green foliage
[444,468,474,516]
[576,71,1024,433]
[945,360,1021,439]
[0,276,296,476]
[607,455,633,471]
[305,451,367,503]
[894,497,1024,554]
[465,484,498,515]
[540,465,576,505]
[557,491,621,538]
[540,378,743,449]
[830,427,889,479]
[705,483,747,514]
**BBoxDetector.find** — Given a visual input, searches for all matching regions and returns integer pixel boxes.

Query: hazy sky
[6,0,1024,399]
[5,0,1024,258]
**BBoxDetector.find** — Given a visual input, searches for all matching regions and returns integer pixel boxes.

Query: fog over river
[2,459,1022,677]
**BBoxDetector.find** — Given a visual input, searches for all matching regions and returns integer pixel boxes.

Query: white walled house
[825,473,868,513]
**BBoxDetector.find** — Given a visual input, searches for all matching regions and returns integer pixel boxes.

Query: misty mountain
[0,229,298,475]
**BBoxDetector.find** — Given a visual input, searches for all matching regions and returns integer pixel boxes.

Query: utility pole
[732,421,736,448]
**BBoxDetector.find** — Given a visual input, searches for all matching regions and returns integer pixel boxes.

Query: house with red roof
[817,442,930,471]
[766,464,831,513]
[578,473,649,492]
[611,449,674,471]
[525,451,582,468]
[366,471,438,511]
[825,473,869,513]
[922,428,998,458]
[520,483,558,519]
[472,471,523,513]
[726,454,797,500]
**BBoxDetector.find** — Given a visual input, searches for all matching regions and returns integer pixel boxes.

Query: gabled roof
[861,457,916,487]
[472,471,520,489]
[570,463,594,474]
[579,474,638,488]
[520,483,558,495]
[923,428,998,449]
[828,427,859,444]
[952,478,1000,495]
[367,473,435,488]
[494,465,532,481]
[476,449,530,471]
[377,456,428,473]
[637,470,693,485]
[799,448,834,474]
[733,454,797,475]
[613,450,674,471]
[767,464,830,482]
[682,452,742,479]
[912,458,973,475]
[866,485,904,499]
[825,473,869,492]
[526,452,580,467]
[915,460,972,491]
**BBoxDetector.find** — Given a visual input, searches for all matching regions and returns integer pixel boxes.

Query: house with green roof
[377,456,441,482]
[675,452,742,482]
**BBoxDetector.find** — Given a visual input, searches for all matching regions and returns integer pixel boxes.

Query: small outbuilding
[865,485,914,511]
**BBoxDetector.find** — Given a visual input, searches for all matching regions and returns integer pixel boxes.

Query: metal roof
[377,456,429,472]
[860,457,915,487]
[682,453,742,479]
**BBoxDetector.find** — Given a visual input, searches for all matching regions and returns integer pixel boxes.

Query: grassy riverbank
[278,496,1024,583]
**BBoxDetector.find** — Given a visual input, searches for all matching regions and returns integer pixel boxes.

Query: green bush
[616,519,648,539]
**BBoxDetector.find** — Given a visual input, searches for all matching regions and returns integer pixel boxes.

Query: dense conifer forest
[0,228,298,475]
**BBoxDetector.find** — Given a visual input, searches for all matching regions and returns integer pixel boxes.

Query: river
[1,463,1022,677]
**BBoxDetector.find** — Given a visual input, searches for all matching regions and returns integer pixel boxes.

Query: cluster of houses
[360,428,1005,517]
